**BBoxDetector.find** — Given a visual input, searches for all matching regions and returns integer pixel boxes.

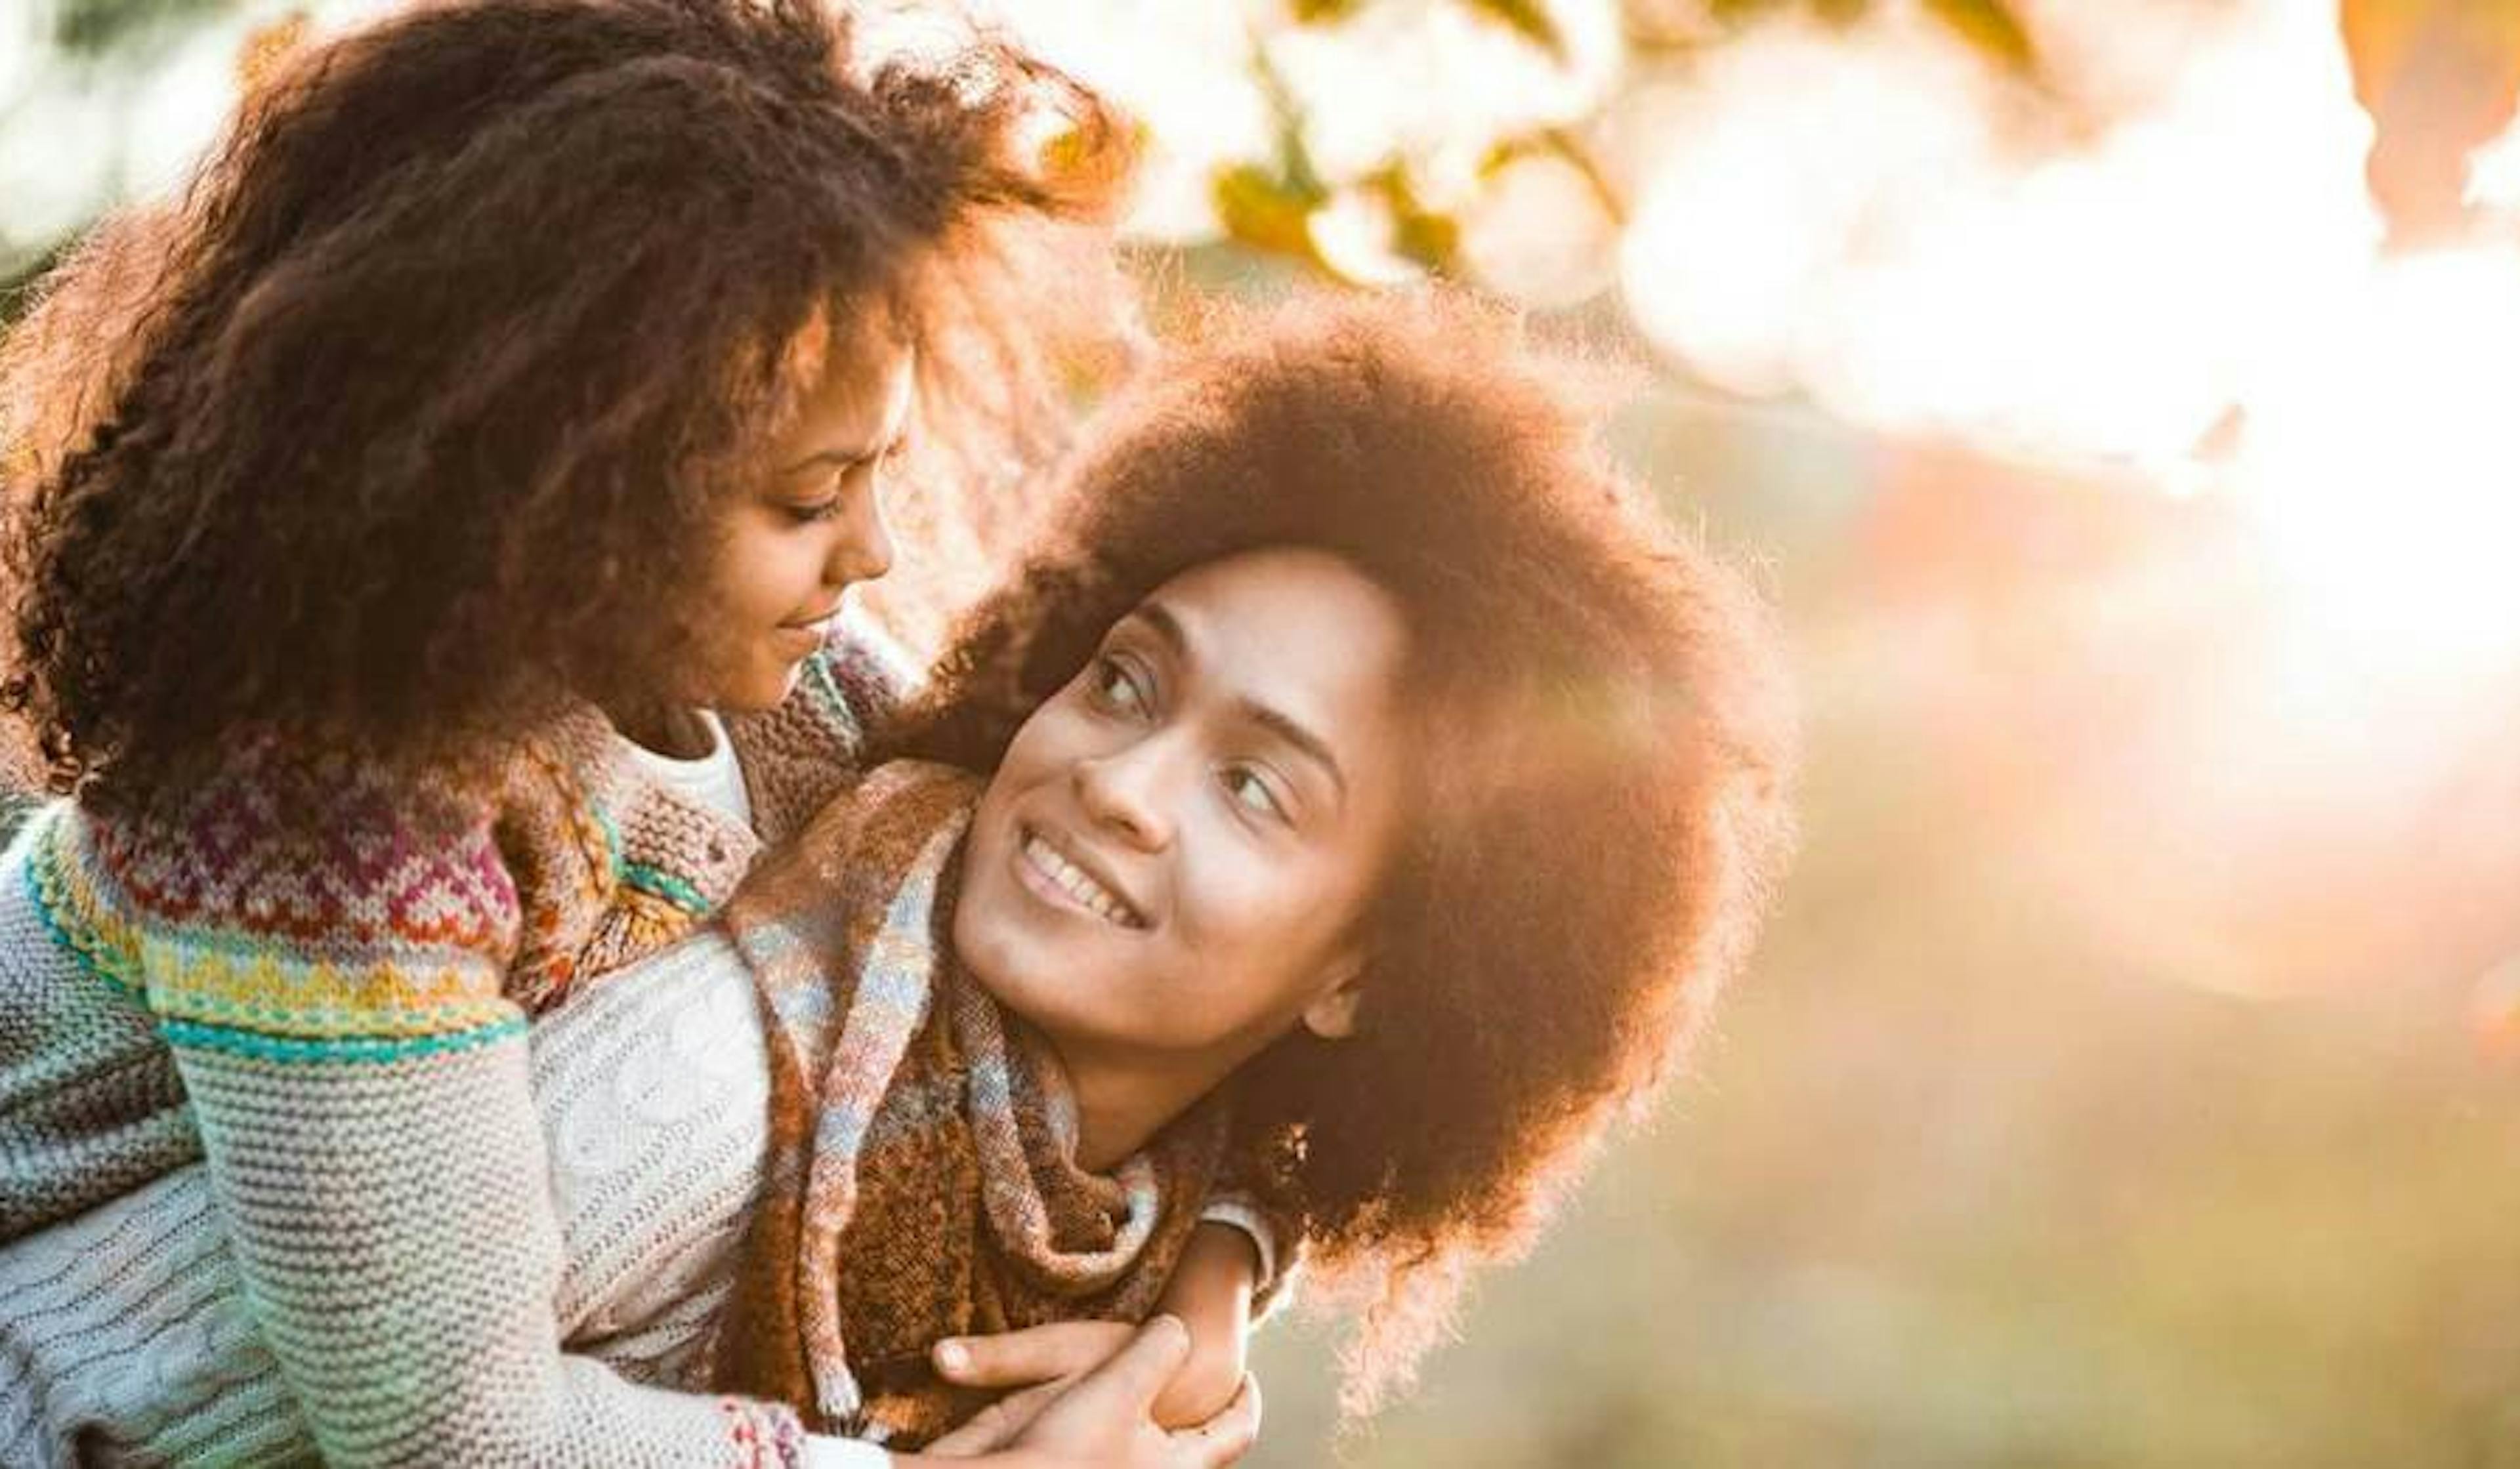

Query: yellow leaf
[1922,0,2036,72]
[1465,0,1568,62]
[1213,163,1326,260]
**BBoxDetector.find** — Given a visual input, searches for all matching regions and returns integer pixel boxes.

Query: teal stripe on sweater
[620,859,713,917]
[587,802,711,916]
[22,819,146,1003]
[158,1014,527,1065]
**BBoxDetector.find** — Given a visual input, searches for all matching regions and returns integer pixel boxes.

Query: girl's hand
[920,1317,1259,1466]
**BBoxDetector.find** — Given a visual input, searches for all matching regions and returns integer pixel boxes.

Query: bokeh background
[10,1,2520,1463]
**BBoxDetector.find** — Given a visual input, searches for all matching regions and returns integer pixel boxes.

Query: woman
[2,293,1797,1464]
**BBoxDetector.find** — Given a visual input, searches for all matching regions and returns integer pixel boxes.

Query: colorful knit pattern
[712,761,1227,1447]
[35,770,524,1054]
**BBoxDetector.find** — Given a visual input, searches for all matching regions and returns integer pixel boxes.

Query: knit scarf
[710,760,1227,1446]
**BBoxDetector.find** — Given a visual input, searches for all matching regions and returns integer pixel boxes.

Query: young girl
[0,1,1255,1462]
[1,293,1797,1464]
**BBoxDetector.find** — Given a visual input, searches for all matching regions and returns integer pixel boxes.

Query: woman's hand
[931,1318,1134,1449]
[917,1316,1259,1466]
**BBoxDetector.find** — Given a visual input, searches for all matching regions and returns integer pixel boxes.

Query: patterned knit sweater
[0,638,901,1466]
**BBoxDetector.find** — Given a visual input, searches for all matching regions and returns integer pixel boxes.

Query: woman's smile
[1013,823,1148,930]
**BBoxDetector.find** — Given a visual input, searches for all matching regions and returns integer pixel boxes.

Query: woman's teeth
[1022,832,1142,928]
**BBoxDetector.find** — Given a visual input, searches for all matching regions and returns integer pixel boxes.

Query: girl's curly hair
[1,0,1131,807]
[885,290,1799,1415]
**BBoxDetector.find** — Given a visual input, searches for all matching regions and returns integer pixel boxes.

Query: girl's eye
[1088,655,1149,717]
[1221,765,1288,823]
[783,457,883,524]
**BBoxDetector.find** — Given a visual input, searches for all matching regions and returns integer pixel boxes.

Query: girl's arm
[1147,1222,1261,1428]
[65,762,810,1465]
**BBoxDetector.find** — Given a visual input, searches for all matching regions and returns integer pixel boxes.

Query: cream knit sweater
[1,905,776,1465]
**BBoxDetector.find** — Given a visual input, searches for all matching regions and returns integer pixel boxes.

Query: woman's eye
[1089,655,1148,716]
[784,496,843,524]
[1222,766,1288,823]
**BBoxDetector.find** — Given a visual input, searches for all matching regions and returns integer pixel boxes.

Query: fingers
[925,1378,1066,1457]
[1175,1372,1261,1467]
[1066,1314,1192,1416]
[933,1319,1135,1390]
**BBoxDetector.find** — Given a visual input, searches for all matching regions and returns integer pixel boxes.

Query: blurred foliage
[54,0,233,54]
[1,249,65,333]
[2342,0,2520,241]
[1208,0,2041,291]
[1467,0,1569,60]
[1668,0,2026,58]
[1919,0,2034,70]
[0,0,2056,321]
[1236,410,2520,1466]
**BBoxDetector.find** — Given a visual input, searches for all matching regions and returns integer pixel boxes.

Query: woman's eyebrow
[1242,699,1347,804]
[1137,599,1347,803]
[1132,600,1190,655]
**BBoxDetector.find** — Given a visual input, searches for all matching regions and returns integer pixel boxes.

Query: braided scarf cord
[711,762,1227,1446]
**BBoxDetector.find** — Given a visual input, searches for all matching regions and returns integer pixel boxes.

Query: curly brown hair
[886,289,1799,1413]
[1,0,1131,806]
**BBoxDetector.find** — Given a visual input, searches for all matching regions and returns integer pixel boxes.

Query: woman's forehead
[1129,548,1410,756]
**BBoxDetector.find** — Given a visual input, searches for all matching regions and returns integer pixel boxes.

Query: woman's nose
[1073,739,1175,852]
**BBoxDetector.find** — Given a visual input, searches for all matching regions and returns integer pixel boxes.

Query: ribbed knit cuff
[1194,1197,1279,1295]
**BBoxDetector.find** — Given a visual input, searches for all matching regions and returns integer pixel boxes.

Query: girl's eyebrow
[1133,600,1349,805]
[780,432,906,475]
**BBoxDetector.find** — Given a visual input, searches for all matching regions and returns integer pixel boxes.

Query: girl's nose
[827,481,894,587]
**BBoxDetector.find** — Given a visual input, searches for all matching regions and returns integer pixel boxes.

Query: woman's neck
[604,699,717,759]
[1053,1037,1239,1174]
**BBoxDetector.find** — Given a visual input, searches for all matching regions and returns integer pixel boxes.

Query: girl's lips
[773,619,831,657]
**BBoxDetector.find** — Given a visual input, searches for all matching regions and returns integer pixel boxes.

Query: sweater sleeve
[74,753,810,1466]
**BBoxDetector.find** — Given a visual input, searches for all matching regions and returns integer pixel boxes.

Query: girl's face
[679,339,916,714]
[955,548,1414,1078]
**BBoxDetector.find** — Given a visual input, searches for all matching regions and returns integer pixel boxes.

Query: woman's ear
[1299,955,1365,1040]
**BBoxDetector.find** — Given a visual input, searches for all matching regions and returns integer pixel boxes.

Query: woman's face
[956,547,1414,1076]
[678,337,915,714]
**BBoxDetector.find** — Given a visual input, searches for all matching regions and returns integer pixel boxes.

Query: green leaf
[54,0,233,56]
